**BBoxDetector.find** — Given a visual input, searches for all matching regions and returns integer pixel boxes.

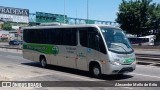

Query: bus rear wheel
[40,56,47,68]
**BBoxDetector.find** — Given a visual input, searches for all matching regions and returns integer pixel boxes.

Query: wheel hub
[93,68,100,75]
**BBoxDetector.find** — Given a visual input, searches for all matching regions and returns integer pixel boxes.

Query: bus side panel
[50,45,71,67]
[23,49,51,64]
[64,46,77,69]
[23,49,34,61]
[56,46,77,69]
[32,51,40,62]
[85,49,112,74]
[99,53,111,74]
[50,54,58,65]
[87,49,108,73]
[56,46,67,67]
[45,54,51,64]
[76,46,88,71]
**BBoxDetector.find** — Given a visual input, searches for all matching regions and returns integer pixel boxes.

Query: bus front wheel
[40,56,47,68]
[90,65,102,78]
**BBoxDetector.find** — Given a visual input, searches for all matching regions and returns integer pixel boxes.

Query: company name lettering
[0,6,29,16]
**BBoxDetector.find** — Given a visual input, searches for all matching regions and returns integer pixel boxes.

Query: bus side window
[79,29,88,47]
[88,27,100,51]
[23,29,28,42]
[79,27,107,54]
[70,28,77,46]
[54,28,62,45]
[60,28,77,46]
[30,29,35,43]
[88,27,107,54]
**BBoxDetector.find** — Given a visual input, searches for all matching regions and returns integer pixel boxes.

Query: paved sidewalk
[134,49,160,55]
[0,42,8,46]
[0,48,22,54]
[0,75,10,81]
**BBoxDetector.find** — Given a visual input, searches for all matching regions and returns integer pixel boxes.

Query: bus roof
[23,24,120,30]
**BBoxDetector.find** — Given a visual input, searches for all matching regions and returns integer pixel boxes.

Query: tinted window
[24,29,36,43]
[79,27,106,54]
[79,28,88,47]
[88,28,99,51]
[23,28,77,46]
[60,28,77,46]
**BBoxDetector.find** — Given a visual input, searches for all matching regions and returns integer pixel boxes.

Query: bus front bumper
[102,63,136,75]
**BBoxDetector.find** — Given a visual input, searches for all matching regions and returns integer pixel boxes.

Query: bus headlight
[132,59,136,64]
[111,59,121,65]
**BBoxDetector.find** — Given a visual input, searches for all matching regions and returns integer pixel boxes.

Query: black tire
[117,73,124,77]
[40,56,47,68]
[90,65,102,78]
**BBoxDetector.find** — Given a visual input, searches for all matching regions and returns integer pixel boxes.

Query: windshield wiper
[111,43,128,53]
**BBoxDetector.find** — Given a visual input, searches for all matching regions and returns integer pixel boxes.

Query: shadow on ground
[21,62,133,81]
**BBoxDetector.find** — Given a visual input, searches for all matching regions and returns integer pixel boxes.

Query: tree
[116,0,160,36]
[2,22,12,31]
[150,3,160,29]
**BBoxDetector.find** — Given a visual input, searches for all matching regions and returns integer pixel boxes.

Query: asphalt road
[0,50,160,90]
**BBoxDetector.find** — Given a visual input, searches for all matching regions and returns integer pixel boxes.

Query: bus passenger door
[76,29,88,71]
[87,28,100,65]
[76,46,88,70]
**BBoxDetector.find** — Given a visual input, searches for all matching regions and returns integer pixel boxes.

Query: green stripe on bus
[23,43,59,55]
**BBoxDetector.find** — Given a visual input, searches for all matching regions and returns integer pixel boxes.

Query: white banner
[0,14,29,23]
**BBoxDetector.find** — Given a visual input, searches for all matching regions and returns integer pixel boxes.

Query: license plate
[123,58,135,64]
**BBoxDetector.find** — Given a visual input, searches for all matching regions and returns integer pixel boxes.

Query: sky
[0,0,159,22]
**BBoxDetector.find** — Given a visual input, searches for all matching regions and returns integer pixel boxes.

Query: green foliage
[155,32,160,42]
[2,22,12,31]
[116,0,160,36]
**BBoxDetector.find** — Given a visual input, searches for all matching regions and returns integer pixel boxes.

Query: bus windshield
[100,27,133,54]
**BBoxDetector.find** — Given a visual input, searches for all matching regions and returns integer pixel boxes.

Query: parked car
[9,40,23,45]
[18,40,23,45]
